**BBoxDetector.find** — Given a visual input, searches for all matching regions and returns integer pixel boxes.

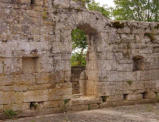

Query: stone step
[72,94,82,98]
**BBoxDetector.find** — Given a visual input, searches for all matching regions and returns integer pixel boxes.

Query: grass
[64,99,70,105]
[144,33,155,42]
[30,102,38,110]
[61,99,71,112]
[3,109,17,119]
[88,104,91,110]
[156,94,159,102]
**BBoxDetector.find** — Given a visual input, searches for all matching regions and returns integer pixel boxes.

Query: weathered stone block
[53,0,70,8]
[24,90,49,102]
[127,94,142,101]
[3,103,29,111]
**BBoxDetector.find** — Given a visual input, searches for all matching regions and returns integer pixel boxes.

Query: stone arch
[54,11,109,97]
[67,11,110,97]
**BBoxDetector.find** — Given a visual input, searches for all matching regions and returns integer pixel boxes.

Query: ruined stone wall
[71,66,85,94]
[0,0,159,113]
[97,21,159,105]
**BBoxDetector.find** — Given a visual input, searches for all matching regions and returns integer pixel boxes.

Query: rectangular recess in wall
[123,94,128,100]
[22,57,39,73]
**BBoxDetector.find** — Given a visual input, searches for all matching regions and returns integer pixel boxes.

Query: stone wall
[0,0,73,112]
[0,0,159,113]
[71,66,85,94]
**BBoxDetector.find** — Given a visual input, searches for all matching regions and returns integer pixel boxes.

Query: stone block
[127,94,142,101]
[43,100,63,108]
[53,0,70,8]
[48,87,72,101]
[24,90,49,102]
[0,91,23,104]
[107,95,123,102]
[3,103,29,111]
[35,72,51,84]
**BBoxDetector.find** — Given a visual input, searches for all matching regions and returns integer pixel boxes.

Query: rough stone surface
[71,66,85,94]
[0,0,159,113]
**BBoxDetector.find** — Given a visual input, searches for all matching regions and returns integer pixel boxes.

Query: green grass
[3,109,17,119]
[144,33,155,42]
[88,104,91,110]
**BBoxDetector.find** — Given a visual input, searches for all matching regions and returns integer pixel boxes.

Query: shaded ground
[2,103,159,122]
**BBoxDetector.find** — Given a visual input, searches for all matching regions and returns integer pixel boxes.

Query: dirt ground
[2,103,159,122]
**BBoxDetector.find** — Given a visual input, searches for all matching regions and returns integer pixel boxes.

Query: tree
[75,0,111,18]
[71,29,87,55]
[71,53,86,66]
[88,1,111,18]
[113,0,159,22]
[71,29,88,66]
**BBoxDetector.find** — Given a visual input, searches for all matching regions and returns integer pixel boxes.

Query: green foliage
[71,53,86,66]
[4,109,17,119]
[144,33,155,42]
[64,99,70,105]
[72,29,87,50]
[113,0,159,22]
[61,99,70,112]
[88,1,111,18]
[30,102,38,110]
[71,29,87,66]
[156,94,159,102]
[88,104,91,110]
[73,0,111,18]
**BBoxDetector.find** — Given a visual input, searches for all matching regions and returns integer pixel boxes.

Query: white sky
[95,0,115,7]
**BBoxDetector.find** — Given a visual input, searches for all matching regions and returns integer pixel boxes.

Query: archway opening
[71,24,99,97]
[71,28,88,94]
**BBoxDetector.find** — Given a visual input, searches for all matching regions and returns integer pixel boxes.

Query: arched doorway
[71,24,99,97]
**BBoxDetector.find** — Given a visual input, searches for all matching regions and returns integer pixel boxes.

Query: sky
[95,0,115,7]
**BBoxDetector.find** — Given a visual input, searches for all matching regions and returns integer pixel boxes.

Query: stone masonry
[71,66,85,94]
[0,0,159,113]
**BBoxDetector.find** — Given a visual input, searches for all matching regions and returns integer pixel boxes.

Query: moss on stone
[126,80,133,86]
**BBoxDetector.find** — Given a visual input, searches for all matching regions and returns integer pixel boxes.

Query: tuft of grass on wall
[3,109,17,119]
[144,33,155,42]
